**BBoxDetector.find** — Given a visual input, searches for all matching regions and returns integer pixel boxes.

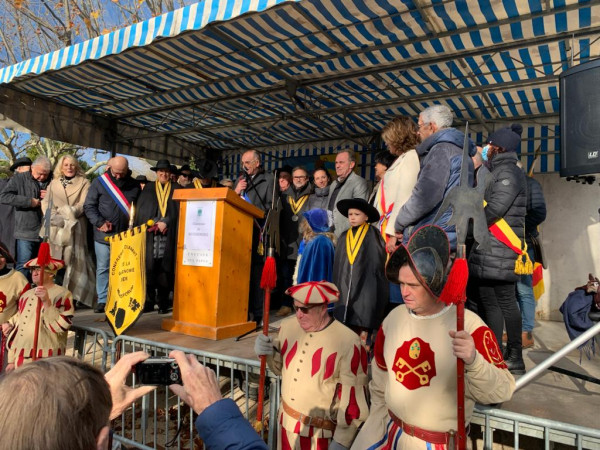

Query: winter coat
[280,183,312,260]
[394,128,475,250]
[524,176,546,244]
[468,152,527,282]
[306,185,330,211]
[327,171,369,237]
[234,170,274,214]
[0,171,49,241]
[84,172,140,244]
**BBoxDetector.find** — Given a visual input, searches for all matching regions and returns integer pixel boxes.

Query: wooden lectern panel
[162,188,263,340]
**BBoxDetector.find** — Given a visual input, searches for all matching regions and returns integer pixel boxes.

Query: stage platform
[73,308,283,362]
[72,310,600,430]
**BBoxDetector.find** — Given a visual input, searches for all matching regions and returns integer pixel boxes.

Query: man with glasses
[277,166,312,317]
[84,156,140,313]
[234,150,273,325]
[0,156,52,278]
[254,281,369,450]
[392,105,476,251]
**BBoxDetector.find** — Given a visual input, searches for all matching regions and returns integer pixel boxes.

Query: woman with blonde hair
[42,154,95,307]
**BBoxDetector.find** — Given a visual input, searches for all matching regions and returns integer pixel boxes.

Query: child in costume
[295,208,336,285]
[2,257,74,370]
[333,198,389,343]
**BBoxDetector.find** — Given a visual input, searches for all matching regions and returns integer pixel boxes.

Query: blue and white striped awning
[0,0,598,173]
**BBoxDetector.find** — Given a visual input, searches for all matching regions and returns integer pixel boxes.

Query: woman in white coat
[375,116,420,253]
[42,155,95,307]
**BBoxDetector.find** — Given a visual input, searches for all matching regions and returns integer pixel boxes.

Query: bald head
[109,156,129,180]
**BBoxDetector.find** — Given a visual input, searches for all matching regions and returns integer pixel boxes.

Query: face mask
[482,145,490,161]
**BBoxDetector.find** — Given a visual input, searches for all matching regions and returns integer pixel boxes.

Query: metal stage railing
[67,324,599,450]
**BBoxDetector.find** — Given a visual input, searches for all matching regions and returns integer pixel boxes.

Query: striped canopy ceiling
[0,0,598,167]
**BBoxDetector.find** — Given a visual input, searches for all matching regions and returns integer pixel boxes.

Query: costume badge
[472,326,508,369]
[0,292,5,312]
[392,337,436,390]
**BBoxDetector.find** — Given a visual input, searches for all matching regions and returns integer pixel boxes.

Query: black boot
[504,345,526,375]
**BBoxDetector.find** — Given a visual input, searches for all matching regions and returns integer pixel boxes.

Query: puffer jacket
[468,152,527,282]
[394,127,475,250]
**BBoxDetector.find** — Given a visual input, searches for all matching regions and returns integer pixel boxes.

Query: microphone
[240,169,249,196]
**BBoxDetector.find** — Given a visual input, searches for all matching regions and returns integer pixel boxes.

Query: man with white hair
[393,105,476,251]
[0,156,52,276]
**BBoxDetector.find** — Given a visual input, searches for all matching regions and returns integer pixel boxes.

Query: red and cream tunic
[6,284,74,367]
[352,305,515,450]
[0,269,29,324]
[268,317,369,449]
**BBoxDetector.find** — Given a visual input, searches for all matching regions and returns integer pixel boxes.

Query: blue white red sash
[99,173,130,216]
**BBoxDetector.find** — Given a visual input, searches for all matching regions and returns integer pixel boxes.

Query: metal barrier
[472,405,600,450]
[109,334,280,450]
[68,324,111,371]
[66,325,600,450]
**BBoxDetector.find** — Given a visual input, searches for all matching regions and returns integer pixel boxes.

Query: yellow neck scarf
[155,181,172,218]
[346,223,369,265]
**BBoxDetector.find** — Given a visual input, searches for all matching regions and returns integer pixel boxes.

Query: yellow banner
[106,224,147,335]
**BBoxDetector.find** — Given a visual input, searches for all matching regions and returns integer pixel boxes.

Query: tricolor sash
[377,179,394,247]
[484,200,532,275]
[99,173,131,216]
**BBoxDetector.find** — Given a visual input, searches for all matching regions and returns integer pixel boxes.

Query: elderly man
[135,159,179,314]
[352,226,515,449]
[327,150,368,237]
[277,166,313,317]
[255,281,369,449]
[234,149,274,325]
[393,105,476,251]
[2,256,74,371]
[0,156,51,277]
[84,156,140,313]
[0,157,32,258]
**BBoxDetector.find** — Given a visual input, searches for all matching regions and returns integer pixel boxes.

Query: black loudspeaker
[560,59,600,177]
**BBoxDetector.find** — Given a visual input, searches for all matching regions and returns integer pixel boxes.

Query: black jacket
[468,152,527,282]
[524,176,546,243]
[280,183,312,260]
[0,172,49,241]
[234,170,274,215]
[84,173,141,243]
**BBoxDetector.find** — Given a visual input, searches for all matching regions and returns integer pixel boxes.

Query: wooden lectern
[162,188,263,340]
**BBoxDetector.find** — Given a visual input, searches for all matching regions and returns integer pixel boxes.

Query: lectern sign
[183,200,217,267]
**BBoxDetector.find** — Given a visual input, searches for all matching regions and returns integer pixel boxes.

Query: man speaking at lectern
[234,150,274,325]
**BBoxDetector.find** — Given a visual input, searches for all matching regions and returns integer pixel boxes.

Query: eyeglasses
[242,159,258,165]
[293,303,320,314]
[181,173,192,179]
[293,176,307,180]
[418,122,430,129]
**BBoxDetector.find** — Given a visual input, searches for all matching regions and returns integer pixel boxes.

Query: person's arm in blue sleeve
[195,399,268,450]
[169,350,268,450]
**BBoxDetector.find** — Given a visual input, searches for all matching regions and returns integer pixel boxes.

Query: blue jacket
[83,173,140,244]
[394,128,474,250]
[194,399,268,449]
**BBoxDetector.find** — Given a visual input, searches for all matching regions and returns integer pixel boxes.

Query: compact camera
[134,357,182,385]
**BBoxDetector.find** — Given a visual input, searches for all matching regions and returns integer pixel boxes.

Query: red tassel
[260,256,277,291]
[37,242,51,266]
[439,258,468,305]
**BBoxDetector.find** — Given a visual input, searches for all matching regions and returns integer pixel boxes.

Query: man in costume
[326,150,368,237]
[277,166,313,317]
[135,159,179,314]
[234,149,274,325]
[0,156,52,277]
[84,156,140,313]
[189,159,219,189]
[0,242,30,370]
[352,225,515,450]
[333,198,389,340]
[2,256,74,371]
[254,281,369,450]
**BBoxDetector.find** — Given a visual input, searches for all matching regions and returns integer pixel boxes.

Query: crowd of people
[0,103,548,449]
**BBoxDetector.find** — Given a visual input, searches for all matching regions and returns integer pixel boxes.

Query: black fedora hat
[135,175,148,182]
[337,198,380,223]
[9,157,32,172]
[192,159,218,179]
[150,159,172,172]
[385,225,450,298]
